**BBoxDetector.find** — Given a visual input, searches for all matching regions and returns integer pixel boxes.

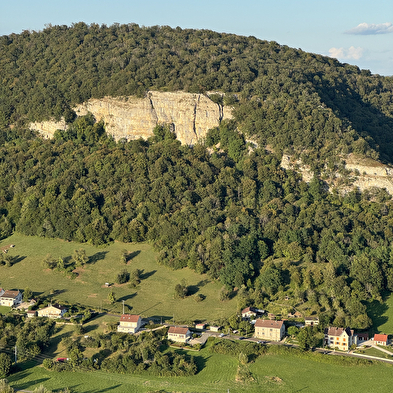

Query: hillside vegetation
[1,23,393,162]
[1,23,393,330]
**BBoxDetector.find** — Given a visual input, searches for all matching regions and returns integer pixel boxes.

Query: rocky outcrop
[29,119,68,138]
[280,154,314,182]
[280,153,393,196]
[30,91,232,145]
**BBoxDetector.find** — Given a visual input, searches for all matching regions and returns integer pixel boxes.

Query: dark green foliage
[115,269,130,285]
[1,23,393,162]
[0,353,12,378]
[1,23,393,326]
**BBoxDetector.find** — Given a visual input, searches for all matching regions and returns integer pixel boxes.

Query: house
[167,326,191,343]
[37,304,67,318]
[117,314,142,333]
[304,316,319,327]
[357,332,369,343]
[241,307,257,319]
[209,326,221,332]
[254,319,285,342]
[195,323,206,330]
[268,313,276,320]
[0,290,22,307]
[26,310,37,318]
[373,334,388,346]
[324,327,357,351]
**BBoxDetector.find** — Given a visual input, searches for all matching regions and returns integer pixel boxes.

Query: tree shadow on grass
[117,292,137,303]
[367,299,389,334]
[85,385,123,393]
[127,250,140,262]
[84,323,99,334]
[9,374,50,391]
[43,325,74,358]
[149,315,172,324]
[187,285,199,296]
[89,251,108,264]
[196,279,211,287]
[140,269,157,280]
[12,255,26,265]
[189,353,207,374]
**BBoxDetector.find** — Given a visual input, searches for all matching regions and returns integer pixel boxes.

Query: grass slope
[0,233,235,322]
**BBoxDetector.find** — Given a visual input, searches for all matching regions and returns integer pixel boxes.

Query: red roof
[168,326,189,335]
[255,319,284,329]
[374,334,388,342]
[120,314,140,322]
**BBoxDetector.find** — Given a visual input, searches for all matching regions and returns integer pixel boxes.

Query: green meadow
[0,233,236,323]
[367,294,393,335]
[7,346,393,393]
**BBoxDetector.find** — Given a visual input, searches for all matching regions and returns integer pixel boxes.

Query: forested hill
[2,23,393,329]
[1,22,393,164]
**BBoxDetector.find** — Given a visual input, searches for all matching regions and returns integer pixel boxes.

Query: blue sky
[1,0,392,76]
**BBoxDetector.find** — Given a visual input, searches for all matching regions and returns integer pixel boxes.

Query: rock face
[281,154,393,196]
[29,119,68,138]
[30,91,232,145]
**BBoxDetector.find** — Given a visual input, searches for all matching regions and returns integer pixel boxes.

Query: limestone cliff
[30,91,232,145]
[29,119,68,139]
[281,154,393,196]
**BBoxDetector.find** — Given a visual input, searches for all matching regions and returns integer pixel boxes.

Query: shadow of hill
[312,74,393,164]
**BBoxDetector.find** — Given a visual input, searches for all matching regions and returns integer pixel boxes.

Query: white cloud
[329,46,364,60]
[346,22,393,35]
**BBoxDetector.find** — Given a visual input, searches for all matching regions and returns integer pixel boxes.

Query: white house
[37,304,68,318]
[168,326,191,343]
[117,314,142,334]
[0,290,22,307]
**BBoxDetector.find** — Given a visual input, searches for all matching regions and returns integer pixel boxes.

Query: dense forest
[1,23,393,329]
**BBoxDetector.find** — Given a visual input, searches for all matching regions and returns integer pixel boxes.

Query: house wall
[0,294,22,307]
[37,306,65,318]
[255,325,284,341]
[117,318,141,333]
[168,332,190,343]
[325,333,355,350]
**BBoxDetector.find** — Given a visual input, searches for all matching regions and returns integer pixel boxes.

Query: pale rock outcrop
[30,91,232,145]
[280,153,393,196]
[29,119,68,138]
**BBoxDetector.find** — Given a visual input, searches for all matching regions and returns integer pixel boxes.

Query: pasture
[8,345,393,393]
[0,233,236,323]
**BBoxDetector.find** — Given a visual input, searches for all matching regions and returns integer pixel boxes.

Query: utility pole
[14,345,17,364]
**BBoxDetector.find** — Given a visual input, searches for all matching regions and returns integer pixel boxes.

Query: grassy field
[367,294,393,334]
[0,233,236,323]
[7,346,393,393]
[0,306,11,314]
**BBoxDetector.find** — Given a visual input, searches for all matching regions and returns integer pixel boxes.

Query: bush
[115,269,130,284]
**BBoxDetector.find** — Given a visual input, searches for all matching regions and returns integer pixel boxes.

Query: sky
[1,0,392,76]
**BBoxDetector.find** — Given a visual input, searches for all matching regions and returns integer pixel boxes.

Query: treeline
[0,314,55,378]
[1,23,393,161]
[43,328,197,377]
